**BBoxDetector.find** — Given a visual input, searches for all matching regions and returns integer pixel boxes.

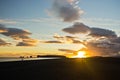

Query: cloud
[0,38,11,46]
[53,34,64,40]
[16,42,34,46]
[0,24,8,33]
[46,0,120,57]
[89,28,117,38]
[41,34,82,44]
[49,0,84,22]
[65,35,77,39]
[16,39,39,46]
[61,22,120,56]
[2,28,31,40]
[70,27,120,56]
[65,36,82,44]
[0,24,39,46]
[58,49,76,53]
[62,22,90,34]
[53,34,82,44]
[0,19,18,25]
[84,41,120,56]
[72,39,82,44]
[42,40,63,44]
[62,22,117,39]
[53,34,77,41]
[110,37,120,43]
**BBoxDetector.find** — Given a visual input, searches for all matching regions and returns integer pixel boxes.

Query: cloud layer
[16,39,39,46]
[84,39,120,56]
[0,38,11,46]
[0,24,8,33]
[54,34,82,44]
[61,22,120,56]
[0,24,39,46]
[2,28,31,40]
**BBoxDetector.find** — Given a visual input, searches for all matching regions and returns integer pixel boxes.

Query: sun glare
[73,51,86,58]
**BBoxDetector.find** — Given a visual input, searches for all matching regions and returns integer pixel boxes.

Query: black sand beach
[0,57,120,80]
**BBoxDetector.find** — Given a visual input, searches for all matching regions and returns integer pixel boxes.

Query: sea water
[0,57,56,62]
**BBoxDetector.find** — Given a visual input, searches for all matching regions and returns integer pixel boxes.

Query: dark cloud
[65,36,77,39]
[58,49,76,53]
[0,24,39,46]
[16,42,34,46]
[0,24,8,33]
[49,0,84,22]
[42,40,63,44]
[72,28,120,56]
[62,22,90,34]
[2,28,31,40]
[62,22,120,56]
[62,23,117,39]
[89,28,117,38]
[0,38,11,46]
[110,37,120,43]
[85,41,120,56]
[72,39,82,44]
[16,39,39,46]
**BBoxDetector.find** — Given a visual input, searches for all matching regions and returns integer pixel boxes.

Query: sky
[0,0,120,57]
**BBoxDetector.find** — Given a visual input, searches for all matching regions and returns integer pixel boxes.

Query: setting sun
[73,51,86,58]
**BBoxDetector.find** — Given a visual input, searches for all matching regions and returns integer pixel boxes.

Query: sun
[73,51,86,58]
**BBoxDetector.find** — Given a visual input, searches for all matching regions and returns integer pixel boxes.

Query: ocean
[0,57,56,62]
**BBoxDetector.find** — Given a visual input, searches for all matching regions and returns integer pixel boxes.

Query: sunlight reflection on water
[0,57,57,62]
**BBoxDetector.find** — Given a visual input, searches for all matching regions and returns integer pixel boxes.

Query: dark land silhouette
[0,57,120,80]
[37,55,67,58]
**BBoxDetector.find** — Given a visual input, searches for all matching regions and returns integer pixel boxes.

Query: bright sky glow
[73,51,86,58]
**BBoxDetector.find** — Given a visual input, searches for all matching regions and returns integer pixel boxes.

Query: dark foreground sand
[0,57,120,80]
